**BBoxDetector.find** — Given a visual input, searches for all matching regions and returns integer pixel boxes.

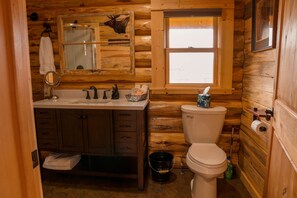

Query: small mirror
[44,71,61,100]
[57,12,135,75]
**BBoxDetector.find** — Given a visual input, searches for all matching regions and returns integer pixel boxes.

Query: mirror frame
[44,71,61,87]
[57,11,135,75]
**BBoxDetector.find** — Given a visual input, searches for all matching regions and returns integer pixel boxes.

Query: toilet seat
[188,143,226,168]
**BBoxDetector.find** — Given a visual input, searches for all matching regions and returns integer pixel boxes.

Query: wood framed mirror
[57,11,135,75]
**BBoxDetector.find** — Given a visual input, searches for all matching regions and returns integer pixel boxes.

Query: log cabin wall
[27,0,152,100]
[27,0,244,168]
[238,0,276,197]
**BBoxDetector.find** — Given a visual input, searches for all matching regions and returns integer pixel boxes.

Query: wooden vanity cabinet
[34,107,147,190]
[57,109,112,154]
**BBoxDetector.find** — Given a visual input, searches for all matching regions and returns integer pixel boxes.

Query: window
[151,7,234,94]
[165,14,219,85]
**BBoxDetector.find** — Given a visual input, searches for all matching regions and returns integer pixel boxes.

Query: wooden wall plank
[243,75,274,93]
[135,19,151,35]
[242,88,274,108]
[238,153,264,195]
[239,130,267,166]
[239,0,277,196]
[151,0,235,10]
[27,0,150,8]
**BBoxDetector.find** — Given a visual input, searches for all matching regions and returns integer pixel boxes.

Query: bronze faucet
[90,86,98,99]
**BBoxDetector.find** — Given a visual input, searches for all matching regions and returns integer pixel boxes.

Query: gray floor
[42,169,251,198]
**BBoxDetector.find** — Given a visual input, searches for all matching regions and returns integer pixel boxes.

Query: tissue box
[197,94,211,108]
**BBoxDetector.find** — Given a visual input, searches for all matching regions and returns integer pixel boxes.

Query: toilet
[181,105,227,198]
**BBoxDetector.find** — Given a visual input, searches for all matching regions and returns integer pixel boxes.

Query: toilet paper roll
[251,120,267,132]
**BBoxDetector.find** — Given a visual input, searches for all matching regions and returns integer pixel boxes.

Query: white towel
[39,36,56,74]
[43,153,81,170]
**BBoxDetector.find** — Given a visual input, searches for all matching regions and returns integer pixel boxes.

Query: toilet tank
[181,105,227,144]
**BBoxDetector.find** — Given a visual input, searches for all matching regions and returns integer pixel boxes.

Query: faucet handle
[112,84,119,99]
[82,89,91,99]
[103,90,110,99]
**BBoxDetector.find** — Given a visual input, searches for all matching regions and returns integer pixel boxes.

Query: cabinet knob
[77,115,87,119]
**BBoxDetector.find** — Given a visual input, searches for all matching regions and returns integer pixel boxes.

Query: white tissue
[251,120,267,132]
[140,85,148,94]
[202,86,210,95]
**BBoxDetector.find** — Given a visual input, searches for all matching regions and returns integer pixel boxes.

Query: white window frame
[151,2,234,95]
[165,13,219,87]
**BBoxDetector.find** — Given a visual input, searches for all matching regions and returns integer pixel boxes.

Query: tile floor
[42,169,251,198]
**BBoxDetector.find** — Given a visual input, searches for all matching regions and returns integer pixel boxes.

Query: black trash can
[149,151,173,182]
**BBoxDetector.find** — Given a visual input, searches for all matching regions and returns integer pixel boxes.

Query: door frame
[0,0,43,197]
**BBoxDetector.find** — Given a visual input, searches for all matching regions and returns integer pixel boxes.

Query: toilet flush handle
[186,115,193,119]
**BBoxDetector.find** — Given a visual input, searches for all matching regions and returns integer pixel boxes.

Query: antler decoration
[104,15,130,34]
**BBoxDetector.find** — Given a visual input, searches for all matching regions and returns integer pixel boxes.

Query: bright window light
[169,52,214,83]
[169,29,213,48]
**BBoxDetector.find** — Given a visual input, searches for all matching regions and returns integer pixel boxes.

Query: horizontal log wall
[27,0,244,168]
[238,0,276,197]
[27,1,151,100]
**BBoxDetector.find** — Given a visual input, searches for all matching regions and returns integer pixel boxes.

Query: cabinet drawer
[115,142,137,154]
[35,109,56,119]
[36,128,57,139]
[115,121,136,131]
[114,111,136,121]
[38,139,58,150]
[115,132,136,142]
[36,118,56,129]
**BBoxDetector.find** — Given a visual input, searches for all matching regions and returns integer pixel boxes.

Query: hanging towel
[39,36,56,74]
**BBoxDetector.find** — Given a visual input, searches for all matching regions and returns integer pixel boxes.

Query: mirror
[44,71,61,100]
[57,12,135,75]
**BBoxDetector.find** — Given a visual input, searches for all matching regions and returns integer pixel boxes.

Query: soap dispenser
[111,84,119,99]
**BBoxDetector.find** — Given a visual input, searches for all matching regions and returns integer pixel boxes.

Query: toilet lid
[188,143,226,166]
[181,105,227,114]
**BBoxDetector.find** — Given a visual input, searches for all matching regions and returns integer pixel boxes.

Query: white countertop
[33,89,149,110]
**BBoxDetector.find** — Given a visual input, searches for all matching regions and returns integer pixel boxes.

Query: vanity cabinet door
[57,109,84,152]
[83,109,112,154]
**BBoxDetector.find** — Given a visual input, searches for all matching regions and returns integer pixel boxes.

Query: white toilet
[181,105,227,198]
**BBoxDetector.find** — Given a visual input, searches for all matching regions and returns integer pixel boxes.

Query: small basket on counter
[125,93,148,102]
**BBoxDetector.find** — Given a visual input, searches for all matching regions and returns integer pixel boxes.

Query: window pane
[169,53,214,83]
[168,17,214,48]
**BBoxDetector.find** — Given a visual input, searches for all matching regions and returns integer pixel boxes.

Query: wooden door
[58,109,84,152]
[0,0,43,197]
[265,0,297,197]
[83,110,112,154]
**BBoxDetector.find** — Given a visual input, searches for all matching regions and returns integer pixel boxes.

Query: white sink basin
[71,99,111,104]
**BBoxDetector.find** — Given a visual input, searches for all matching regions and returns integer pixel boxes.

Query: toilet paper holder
[249,108,274,121]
